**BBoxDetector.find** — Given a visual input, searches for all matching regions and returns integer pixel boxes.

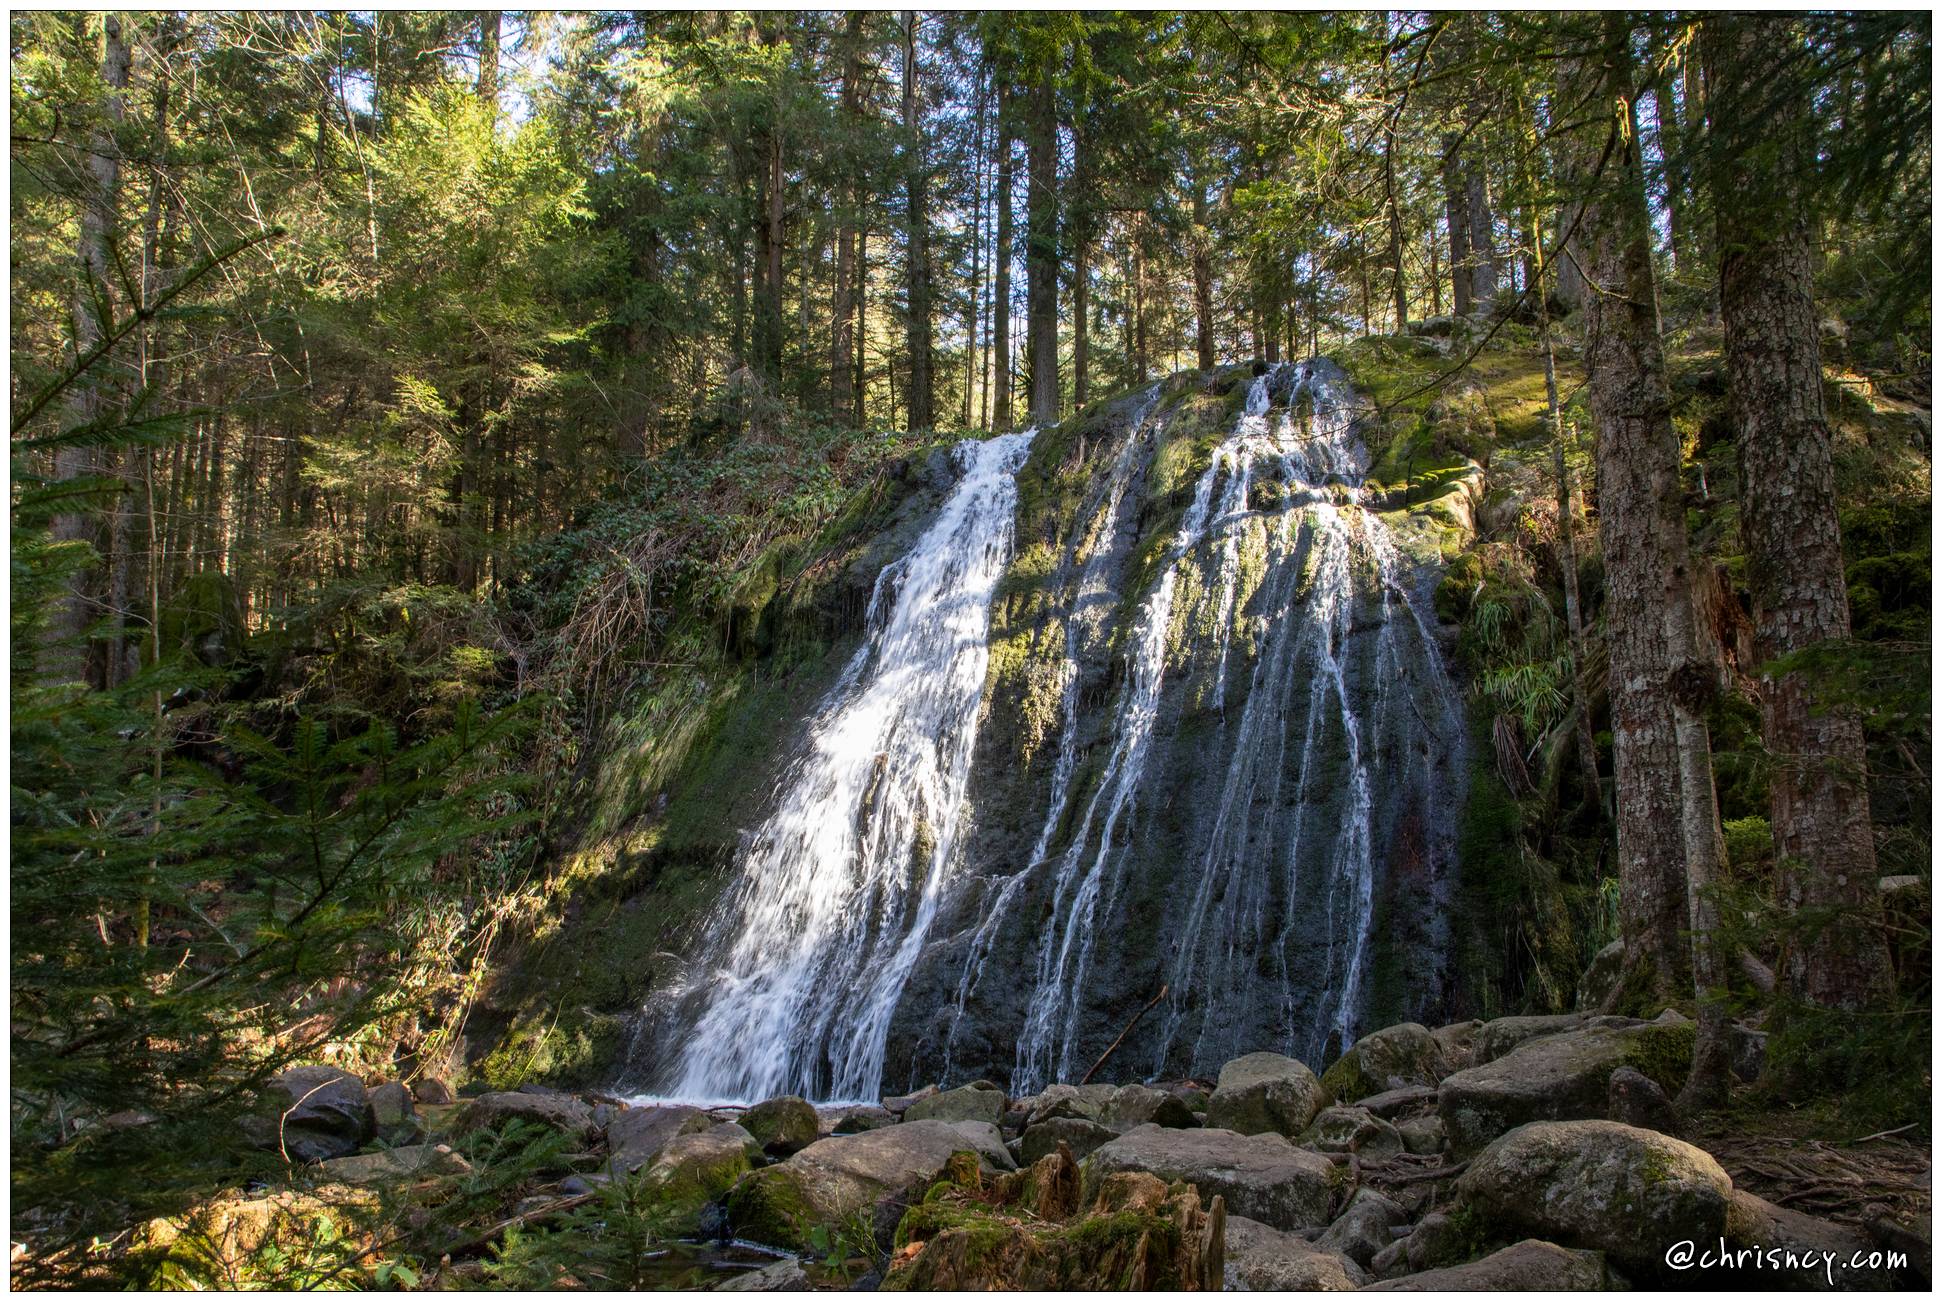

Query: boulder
[724,1120,1005,1250]
[1397,1114,1445,1156]
[1429,1019,1482,1072]
[716,1258,810,1291]
[1577,939,1625,1011]
[1224,1214,1366,1290]
[1319,1024,1447,1101]
[248,1066,376,1162]
[1370,1239,1617,1290]
[1205,1052,1330,1139]
[314,1143,471,1185]
[1471,1013,1589,1066]
[1018,1116,1119,1165]
[945,1121,1017,1172]
[1457,1119,1736,1277]
[1025,1083,1118,1125]
[1353,1084,1437,1119]
[881,1084,937,1116]
[459,1090,599,1143]
[1400,1211,1469,1272]
[1606,1066,1679,1134]
[606,1103,711,1174]
[1103,1083,1199,1129]
[1083,1124,1339,1231]
[1439,1021,1693,1156]
[1315,1188,1406,1267]
[640,1124,762,1232]
[367,1081,419,1142]
[1724,1189,1904,1289]
[738,1096,819,1157]
[905,1084,1005,1126]
[412,1077,456,1105]
[1298,1106,1404,1161]
[829,1105,897,1135]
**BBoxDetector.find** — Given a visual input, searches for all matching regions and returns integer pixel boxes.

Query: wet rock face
[620,365,1469,1098]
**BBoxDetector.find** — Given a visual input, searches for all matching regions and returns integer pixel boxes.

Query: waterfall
[662,430,1035,1103]
[995,361,1464,1092]
[944,386,1160,1074]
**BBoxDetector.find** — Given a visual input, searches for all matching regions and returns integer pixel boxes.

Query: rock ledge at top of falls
[1082,1123,1340,1232]
[1204,1051,1331,1139]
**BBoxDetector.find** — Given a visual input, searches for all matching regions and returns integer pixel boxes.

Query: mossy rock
[638,1124,762,1234]
[1437,1022,1694,1157]
[738,1095,819,1157]
[1319,1023,1449,1103]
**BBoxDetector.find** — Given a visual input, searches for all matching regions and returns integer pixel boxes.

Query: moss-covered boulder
[1024,1083,1118,1126]
[1471,1013,1592,1066]
[883,1148,1224,1290]
[1319,1023,1449,1102]
[1457,1120,1737,1278]
[723,1120,1003,1251]
[1204,1052,1330,1139]
[738,1095,819,1156]
[1083,1123,1339,1232]
[638,1123,762,1233]
[1438,1021,1693,1156]
[604,1103,712,1174]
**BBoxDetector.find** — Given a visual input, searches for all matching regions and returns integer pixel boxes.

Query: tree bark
[829,13,864,422]
[50,13,131,686]
[992,82,1014,430]
[1191,168,1216,370]
[1465,162,1498,311]
[1441,133,1473,319]
[1574,14,1733,1104]
[901,11,933,429]
[1564,20,1693,1009]
[476,11,499,107]
[1023,56,1059,426]
[1704,12,1891,1011]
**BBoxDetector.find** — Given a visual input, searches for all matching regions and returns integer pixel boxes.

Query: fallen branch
[1078,984,1168,1086]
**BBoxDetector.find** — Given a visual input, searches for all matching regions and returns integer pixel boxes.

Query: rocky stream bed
[127,1008,1929,1290]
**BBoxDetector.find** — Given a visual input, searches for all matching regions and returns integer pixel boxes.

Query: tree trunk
[993,83,1014,430]
[1704,12,1891,1012]
[1565,20,1694,1011]
[901,11,933,429]
[830,14,864,422]
[50,12,131,686]
[1441,133,1473,319]
[965,67,986,427]
[752,19,786,385]
[1191,170,1215,370]
[1465,162,1498,311]
[1023,57,1059,426]
[476,11,499,107]
[854,222,869,426]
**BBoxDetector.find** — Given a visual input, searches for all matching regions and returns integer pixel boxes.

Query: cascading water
[984,361,1465,1093]
[660,430,1035,1103]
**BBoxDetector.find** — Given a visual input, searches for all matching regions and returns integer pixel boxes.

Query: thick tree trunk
[992,84,1014,430]
[1441,133,1473,319]
[1564,26,1692,1010]
[1704,12,1891,1011]
[1069,119,1089,409]
[1575,15,1733,1104]
[901,12,933,429]
[853,223,868,425]
[476,11,499,106]
[1465,163,1498,311]
[50,13,131,686]
[830,15,864,422]
[1023,59,1059,427]
[1191,172,1216,369]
